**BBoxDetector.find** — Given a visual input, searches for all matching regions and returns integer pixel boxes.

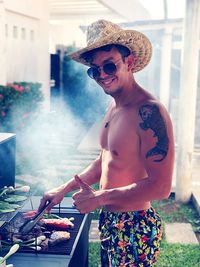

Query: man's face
[90,47,131,96]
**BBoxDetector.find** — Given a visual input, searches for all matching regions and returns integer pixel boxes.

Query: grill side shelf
[0,188,38,228]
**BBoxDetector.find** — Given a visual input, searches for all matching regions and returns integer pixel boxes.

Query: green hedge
[0,82,44,132]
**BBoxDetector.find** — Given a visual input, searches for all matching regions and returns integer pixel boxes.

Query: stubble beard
[104,86,123,98]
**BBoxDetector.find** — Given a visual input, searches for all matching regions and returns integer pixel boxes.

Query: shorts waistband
[100,206,155,215]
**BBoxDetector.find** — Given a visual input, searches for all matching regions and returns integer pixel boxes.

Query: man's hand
[72,175,101,213]
[38,186,66,212]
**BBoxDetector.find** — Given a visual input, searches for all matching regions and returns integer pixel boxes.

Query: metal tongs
[19,201,51,235]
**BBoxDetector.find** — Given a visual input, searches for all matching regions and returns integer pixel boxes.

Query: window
[5,24,8,37]
[13,26,18,38]
[21,27,26,40]
[30,30,34,41]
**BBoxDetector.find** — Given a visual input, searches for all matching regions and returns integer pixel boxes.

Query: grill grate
[0,211,85,256]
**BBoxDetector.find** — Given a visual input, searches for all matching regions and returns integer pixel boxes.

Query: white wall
[49,22,86,54]
[0,0,6,85]
[0,0,50,110]
[5,10,39,82]
[4,0,44,18]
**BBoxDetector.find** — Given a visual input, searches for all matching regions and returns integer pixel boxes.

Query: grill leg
[84,251,89,267]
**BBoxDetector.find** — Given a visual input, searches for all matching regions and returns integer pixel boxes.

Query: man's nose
[98,66,108,78]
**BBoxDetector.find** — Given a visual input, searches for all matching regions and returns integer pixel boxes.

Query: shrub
[0,82,44,132]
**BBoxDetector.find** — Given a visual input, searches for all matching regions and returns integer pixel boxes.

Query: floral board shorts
[98,207,163,267]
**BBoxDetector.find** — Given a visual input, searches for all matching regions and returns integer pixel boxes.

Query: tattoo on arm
[139,104,169,162]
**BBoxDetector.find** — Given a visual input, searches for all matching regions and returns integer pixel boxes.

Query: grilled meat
[40,218,74,230]
[49,231,70,246]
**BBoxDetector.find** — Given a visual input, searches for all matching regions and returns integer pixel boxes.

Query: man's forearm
[100,176,171,206]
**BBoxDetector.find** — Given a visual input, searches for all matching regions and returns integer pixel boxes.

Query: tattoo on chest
[139,104,169,162]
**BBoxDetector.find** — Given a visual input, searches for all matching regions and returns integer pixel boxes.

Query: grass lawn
[89,241,200,267]
[89,197,200,267]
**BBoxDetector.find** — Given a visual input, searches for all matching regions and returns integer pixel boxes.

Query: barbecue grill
[0,196,92,267]
[0,133,16,188]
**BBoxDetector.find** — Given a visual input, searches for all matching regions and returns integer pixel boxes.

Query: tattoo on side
[139,104,169,162]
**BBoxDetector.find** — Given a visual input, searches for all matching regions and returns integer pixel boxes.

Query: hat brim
[68,29,152,73]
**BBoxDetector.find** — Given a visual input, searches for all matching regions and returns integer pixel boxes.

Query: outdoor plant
[0,82,44,132]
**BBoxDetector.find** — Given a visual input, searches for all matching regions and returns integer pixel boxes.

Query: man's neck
[113,82,141,108]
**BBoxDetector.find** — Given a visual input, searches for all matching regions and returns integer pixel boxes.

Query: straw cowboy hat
[69,19,152,73]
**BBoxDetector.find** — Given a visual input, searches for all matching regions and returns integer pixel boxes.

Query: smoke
[61,51,110,126]
[15,69,110,194]
[14,101,86,191]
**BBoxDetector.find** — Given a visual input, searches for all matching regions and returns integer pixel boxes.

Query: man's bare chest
[100,113,140,155]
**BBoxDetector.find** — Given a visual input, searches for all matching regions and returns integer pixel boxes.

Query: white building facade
[0,0,50,109]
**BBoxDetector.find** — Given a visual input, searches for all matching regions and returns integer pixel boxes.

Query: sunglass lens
[87,62,117,79]
[103,63,117,75]
[87,67,100,79]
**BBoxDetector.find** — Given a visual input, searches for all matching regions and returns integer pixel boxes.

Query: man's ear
[126,54,135,72]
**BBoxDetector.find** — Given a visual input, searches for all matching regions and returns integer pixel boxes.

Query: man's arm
[73,102,175,213]
[39,152,102,211]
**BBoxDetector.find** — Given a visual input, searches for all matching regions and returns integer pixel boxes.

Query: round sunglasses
[87,58,122,79]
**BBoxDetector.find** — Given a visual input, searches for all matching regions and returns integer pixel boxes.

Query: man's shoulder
[136,97,169,116]
[136,98,173,135]
[123,97,164,119]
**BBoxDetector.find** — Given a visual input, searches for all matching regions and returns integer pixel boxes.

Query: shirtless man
[39,20,174,266]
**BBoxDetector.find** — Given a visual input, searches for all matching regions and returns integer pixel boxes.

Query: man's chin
[103,90,115,97]
[103,88,122,97]
[104,90,112,96]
